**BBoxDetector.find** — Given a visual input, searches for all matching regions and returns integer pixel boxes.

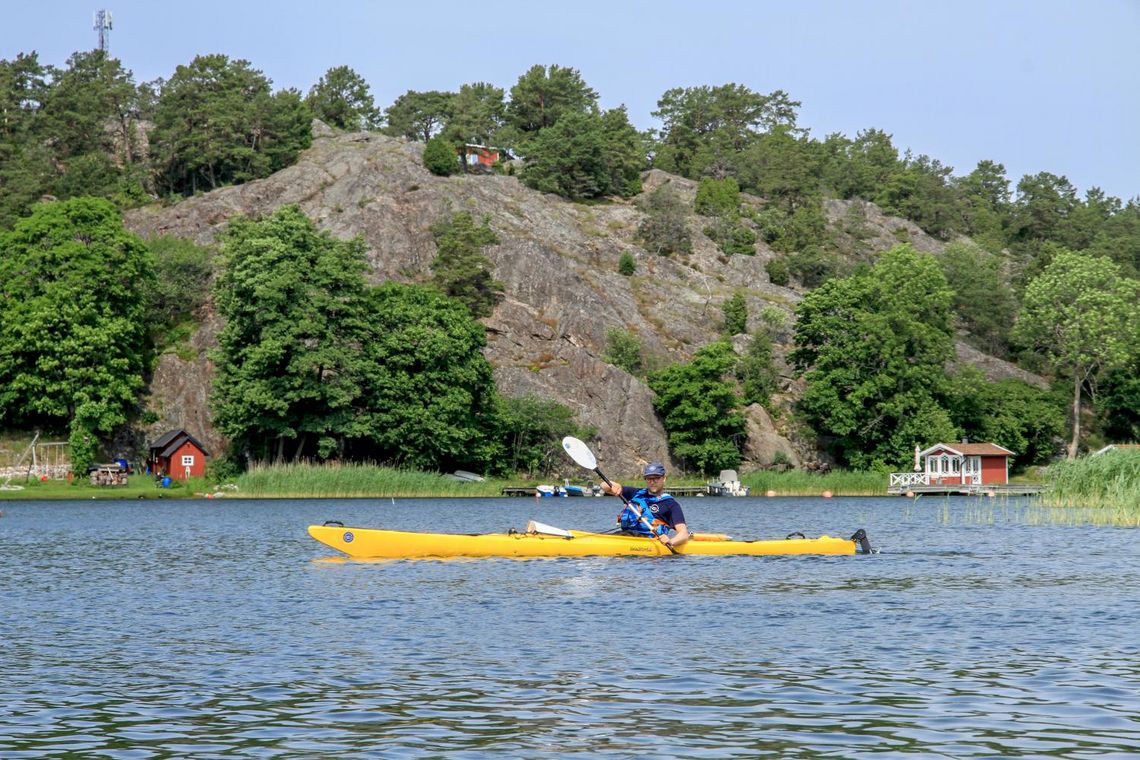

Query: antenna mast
[94,9,113,53]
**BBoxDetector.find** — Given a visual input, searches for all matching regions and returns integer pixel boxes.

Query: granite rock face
[124,125,1043,474]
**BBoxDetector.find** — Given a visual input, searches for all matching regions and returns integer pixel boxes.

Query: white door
[963,456,981,485]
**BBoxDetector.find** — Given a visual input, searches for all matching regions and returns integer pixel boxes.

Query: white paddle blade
[561,436,597,470]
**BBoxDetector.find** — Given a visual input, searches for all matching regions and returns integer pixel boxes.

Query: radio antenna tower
[94,9,113,53]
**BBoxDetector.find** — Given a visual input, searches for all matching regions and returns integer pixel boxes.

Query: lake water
[1,495,1138,757]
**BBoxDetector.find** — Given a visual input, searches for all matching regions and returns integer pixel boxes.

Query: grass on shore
[0,474,205,500]
[741,468,885,496]
[233,462,510,498]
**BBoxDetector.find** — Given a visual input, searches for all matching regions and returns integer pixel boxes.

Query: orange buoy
[765,489,776,497]
[822,490,833,498]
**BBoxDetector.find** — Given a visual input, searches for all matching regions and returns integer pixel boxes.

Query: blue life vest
[618,489,673,536]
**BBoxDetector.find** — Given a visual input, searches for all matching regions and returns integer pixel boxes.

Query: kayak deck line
[308,522,874,559]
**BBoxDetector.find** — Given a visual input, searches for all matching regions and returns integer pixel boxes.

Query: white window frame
[181,454,195,467]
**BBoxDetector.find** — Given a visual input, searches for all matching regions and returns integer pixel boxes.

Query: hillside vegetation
[1,51,1137,479]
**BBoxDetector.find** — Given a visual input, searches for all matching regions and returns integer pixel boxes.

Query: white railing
[889,472,930,488]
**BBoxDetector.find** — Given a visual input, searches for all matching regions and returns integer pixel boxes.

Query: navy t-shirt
[620,486,686,528]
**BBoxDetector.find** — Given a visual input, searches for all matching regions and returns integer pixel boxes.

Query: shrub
[423,136,458,176]
[766,257,790,286]
[617,251,636,276]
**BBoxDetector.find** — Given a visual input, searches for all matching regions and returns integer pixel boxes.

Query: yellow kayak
[307,522,872,559]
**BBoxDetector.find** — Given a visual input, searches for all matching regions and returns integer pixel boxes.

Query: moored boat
[308,521,872,559]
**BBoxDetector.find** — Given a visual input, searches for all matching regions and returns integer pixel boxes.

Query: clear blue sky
[6,0,1138,201]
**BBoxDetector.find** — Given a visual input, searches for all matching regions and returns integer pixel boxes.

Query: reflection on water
[1,496,1138,757]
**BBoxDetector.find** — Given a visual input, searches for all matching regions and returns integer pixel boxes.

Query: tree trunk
[1068,370,1081,459]
[293,433,307,461]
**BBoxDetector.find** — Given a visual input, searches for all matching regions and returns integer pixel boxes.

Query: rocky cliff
[124,122,1042,474]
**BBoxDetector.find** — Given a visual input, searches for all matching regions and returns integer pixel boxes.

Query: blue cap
[643,462,666,477]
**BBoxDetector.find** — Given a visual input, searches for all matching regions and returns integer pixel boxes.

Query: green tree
[876,152,962,239]
[423,135,459,176]
[953,159,1011,251]
[1012,250,1139,458]
[637,183,691,256]
[721,290,747,336]
[211,206,369,462]
[519,108,643,200]
[354,282,499,471]
[305,65,380,130]
[790,244,958,468]
[0,198,154,445]
[0,53,56,226]
[939,241,1017,356]
[945,369,1066,468]
[694,176,741,216]
[429,211,502,318]
[736,126,821,213]
[383,89,453,142]
[1009,172,1078,250]
[603,327,643,375]
[146,236,213,339]
[506,64,598,134]
[820,128,900,201]
[442,82,506,146]
[704,216,757,256]
[1097,356,1140,443]
[39,50,139,164]
[150,54,311,195]
[736,331,779,407]
[492,394,590,477]
[652,84,801,178]
[648,342,746,475]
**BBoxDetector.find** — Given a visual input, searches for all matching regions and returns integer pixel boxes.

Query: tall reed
[1033,448,1140,526]
[741,469,886,496]
[234,461,506,498]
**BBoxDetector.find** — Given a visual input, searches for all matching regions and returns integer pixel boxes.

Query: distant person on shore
[601,462,690,549]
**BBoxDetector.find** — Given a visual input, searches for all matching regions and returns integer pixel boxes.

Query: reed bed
[1030,449,1140,526]
[740,469,886,496]
[234,462,507,498]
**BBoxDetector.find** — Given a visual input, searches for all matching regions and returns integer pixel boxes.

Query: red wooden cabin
[148,429,210,481]
[917,442,1013,486]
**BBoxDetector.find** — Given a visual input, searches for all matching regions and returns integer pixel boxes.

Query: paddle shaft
[593,466,678,555]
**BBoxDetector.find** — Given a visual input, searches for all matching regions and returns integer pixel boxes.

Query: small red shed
[148,429,210,481]
[917,442,1014,486]
[457,143,505,169]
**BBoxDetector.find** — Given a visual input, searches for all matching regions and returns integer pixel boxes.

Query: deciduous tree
[0,197,153,448]
[790,244,958,468]
[1012,250,1139,458]
[211,206,369,462]
[648,341,746,475]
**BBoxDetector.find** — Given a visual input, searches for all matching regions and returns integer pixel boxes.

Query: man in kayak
[602,462,691,549]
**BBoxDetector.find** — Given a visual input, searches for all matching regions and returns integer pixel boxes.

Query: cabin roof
[149,429,211,458]
[920,442,1014,458]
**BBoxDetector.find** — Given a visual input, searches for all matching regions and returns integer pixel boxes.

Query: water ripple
[1,497,1138,756]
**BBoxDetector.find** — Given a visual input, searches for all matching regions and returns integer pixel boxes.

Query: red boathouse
[148,429,210,481]
[916,442,1014,486]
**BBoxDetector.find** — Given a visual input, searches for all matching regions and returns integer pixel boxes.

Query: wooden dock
[886,483,1044,496]
[503,485,718,497]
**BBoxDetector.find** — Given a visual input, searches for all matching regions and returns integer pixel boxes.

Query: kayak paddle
[561,436,678,554]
